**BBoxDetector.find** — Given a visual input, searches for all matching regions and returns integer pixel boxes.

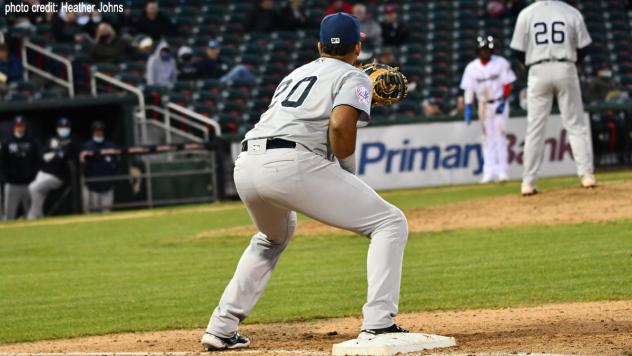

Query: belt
[529,58,572,67]
[241,138,297,152]
[487,97,504,104]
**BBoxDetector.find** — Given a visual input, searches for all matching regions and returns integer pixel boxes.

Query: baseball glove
[360,62,408,105]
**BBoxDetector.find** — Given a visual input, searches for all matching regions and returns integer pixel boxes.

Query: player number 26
[534,21,566,45]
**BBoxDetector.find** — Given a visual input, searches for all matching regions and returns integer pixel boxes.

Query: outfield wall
[229,115,581,191]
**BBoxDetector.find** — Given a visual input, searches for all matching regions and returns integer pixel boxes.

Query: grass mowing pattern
[1,171,631,343]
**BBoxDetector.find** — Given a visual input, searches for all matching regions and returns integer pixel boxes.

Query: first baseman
[511,0,595,195]
[201,13,409,351]
[460,35,516,183]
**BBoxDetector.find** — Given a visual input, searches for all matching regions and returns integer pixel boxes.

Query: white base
[332,332,456,355]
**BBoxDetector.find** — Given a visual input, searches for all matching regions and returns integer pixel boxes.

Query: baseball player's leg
[481,114,496,182]
[27,171,63,219]
[206,153,297,338]
[555,64,594,178]
[523,65,555,189]
[82,185,91,213]
[101,190,114,212]
[495,109,510,180]
[5,184,28,220]
[270,149,407,330]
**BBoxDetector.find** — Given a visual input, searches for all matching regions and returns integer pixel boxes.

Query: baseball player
[0,116,40,220]
[201,13,409,351]
[28,117,79,219]
[81,121,119,213]
[510,0,595,195]
[460,36,516,183]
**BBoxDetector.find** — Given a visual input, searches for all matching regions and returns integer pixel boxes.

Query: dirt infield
[2,181,632,355]
[1,300,630,355]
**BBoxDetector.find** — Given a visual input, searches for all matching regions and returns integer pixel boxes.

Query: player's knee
[390,208,409,242]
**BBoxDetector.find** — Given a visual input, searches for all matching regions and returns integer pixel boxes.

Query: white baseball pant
[523,61,594,186]
[206,143,408,337]
[481,102,509,180]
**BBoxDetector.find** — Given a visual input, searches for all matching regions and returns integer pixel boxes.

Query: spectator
[89,22,130,63]
[52,11,92,43]
[81,121,119,213]
[133,0,175,41]
[422,98,444,117]
[352,4,382,50]
[177,46,199,81]
[146,41,177,87]
[246,0,280,33]
[450,96,466,117]
[381,4,408,46]
[0,73,7,97]
[197,40,256,83]
[0,116,40,220]
[28,117,79,220]
[378,47,396,67]
[586,66,619,104]
[487,0,507,18]
[280,0,309,31]
[324,0,353,16]
[0,43,23,83]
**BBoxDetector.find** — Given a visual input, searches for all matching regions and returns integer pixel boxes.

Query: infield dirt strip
[2,182,632,355]
[0,301,631,355]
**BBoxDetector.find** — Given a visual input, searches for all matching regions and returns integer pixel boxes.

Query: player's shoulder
[464,59,479,71]
[492,55,510,66]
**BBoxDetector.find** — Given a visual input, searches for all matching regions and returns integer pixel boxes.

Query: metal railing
[22,40,75,97]
[145,105,209,143]
[168,102,222,137]
[91,71,148,143]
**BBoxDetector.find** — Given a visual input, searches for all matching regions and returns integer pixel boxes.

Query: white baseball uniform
[511,0,594,189]
[205,57,408,338]
[460,55,516,181]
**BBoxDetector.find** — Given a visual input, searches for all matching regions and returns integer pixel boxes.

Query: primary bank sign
[356,115,580,190]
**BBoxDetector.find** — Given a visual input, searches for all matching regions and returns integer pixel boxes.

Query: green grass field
[1,172,632,344]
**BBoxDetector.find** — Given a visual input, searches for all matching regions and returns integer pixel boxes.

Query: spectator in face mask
[177,46,199,81]
[146,41,177,87]
[81,121,119,213]
[0,116,41,220]
[586,66,620,104]
[89,22,130,63]
[28,117,79,219]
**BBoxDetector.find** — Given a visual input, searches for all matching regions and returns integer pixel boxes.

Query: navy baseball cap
[56,117,70,127]
[320,12,365,47]
[13,115,26,126]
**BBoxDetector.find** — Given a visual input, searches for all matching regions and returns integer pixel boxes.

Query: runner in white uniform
[510,0,595,195]
[460,36,516,183]
[201,13,409,351]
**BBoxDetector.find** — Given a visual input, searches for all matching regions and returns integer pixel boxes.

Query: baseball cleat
[479,175,494,184]
[497,173,509,183]
[521,184,538,196]
[358,324,409,339]
[581,173,597,188]
[201,332,250,351]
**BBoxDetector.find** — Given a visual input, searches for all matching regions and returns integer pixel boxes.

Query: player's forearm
[329,105,360,159]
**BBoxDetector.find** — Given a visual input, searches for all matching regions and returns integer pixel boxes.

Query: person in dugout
[81,121,119,213]
[0,116,41,220]
[28,117,79,219]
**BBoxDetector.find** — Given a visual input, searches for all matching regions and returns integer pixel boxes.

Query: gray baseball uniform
[511,0,594,188]
[205,57,408,337]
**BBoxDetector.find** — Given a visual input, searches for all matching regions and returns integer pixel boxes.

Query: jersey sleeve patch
[356,85,371,106]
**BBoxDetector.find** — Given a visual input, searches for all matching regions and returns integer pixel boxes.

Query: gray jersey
[245,57,373,156]
[510,0,591,66]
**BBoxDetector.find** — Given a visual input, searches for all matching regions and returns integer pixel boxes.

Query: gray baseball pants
[28,171,63,220]
[523,62,594,187]
[206,143,408,337]
[3,183,30,220]
[82,186,114,213]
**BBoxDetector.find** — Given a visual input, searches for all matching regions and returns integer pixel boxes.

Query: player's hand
[464,104,473,125]
[495,100,506,114]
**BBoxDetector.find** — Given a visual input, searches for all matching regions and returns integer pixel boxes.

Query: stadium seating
[1,0,631,131]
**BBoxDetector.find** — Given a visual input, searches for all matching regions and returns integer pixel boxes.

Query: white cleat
[497,173,509,183]
[521,183,538,196]
[479,175,494,184]
[581,173,597,188]
[201,332,250,351]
